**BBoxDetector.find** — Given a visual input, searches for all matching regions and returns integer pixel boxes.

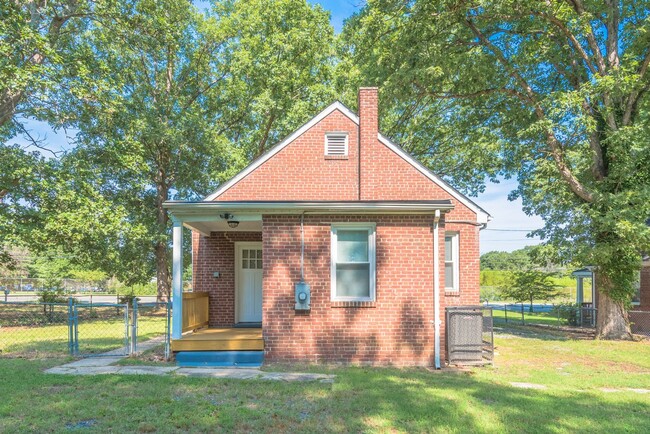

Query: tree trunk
[595,273,632,340]
[155,178,171,301]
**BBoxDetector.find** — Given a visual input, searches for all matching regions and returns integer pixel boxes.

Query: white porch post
[171,217,183,340]
[576,278,584,305]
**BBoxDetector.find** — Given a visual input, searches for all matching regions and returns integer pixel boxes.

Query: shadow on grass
[0,359,648,433]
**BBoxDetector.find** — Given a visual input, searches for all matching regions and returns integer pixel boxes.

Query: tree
[500,270,561,312]
[342,0,650,339]
[1,1,117,268]
[481,248,533,271]
[49,0,336,298]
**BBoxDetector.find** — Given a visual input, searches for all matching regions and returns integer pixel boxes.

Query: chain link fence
[629,310,650,337]
[0,277,108,293]
[0,301,71,356]
[74,303,130,357]
[488,303,597,328]
[1,299,170,359]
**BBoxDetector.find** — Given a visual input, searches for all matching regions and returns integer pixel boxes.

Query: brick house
[164,88,490,368]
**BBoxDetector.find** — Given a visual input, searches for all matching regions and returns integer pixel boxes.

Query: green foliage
[481,248,533,271]
[479,286,502,303]
[552,302,582,326]
[480,270,512,287]
[111,282,158,297]
[499,270,561,311]
[30,0,338,297]
[343,1,650,335]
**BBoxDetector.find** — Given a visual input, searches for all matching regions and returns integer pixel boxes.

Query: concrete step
[175,351,264,368]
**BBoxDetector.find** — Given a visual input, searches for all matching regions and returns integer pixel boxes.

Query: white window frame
[444,232,460,292]
[330,223,376,302]
[324,132,349,157]
[632,270,641,306]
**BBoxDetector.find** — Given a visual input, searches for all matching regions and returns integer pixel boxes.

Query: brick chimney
[358,87,378,200]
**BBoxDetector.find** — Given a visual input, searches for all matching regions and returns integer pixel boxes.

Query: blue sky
[11,0,544,254]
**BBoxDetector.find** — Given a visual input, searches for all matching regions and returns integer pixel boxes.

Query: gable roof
[204,101,491,224]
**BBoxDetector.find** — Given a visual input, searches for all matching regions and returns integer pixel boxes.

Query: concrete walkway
[44,338,334,383]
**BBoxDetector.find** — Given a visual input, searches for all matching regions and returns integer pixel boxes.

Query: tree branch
[465,15,594,203]
[622,51,650,126]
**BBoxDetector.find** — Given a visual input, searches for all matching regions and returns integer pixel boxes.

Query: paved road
[3,294,159,303]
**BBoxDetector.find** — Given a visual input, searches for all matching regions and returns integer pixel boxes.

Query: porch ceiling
[185,219,262,235]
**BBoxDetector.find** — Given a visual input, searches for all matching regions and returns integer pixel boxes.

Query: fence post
[576,306,580,327]
[521,303,525,325]
[165,301,171,361]
[130,298,138,355]
[556,304,561,325]
[67,297,74,355]
[73,303,79,356]
[504,305,508,323]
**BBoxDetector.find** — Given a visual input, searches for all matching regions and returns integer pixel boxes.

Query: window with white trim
[325,132,348,156]
[632,270,641,305]
[331,224,376,301]
[444,232,459,292]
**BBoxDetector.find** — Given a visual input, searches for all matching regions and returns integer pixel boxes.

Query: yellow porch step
[171,327,264,352]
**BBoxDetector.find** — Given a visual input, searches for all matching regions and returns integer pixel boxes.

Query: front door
[236,242,263,323]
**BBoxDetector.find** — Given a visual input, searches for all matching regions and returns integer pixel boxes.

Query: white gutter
[164,200,454,216]
[433,210,441,369]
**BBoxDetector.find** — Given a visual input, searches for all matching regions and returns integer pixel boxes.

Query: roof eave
[164,200,454,219]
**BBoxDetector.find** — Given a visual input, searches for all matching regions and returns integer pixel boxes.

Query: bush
[117,293,141,305]
[552,302,580,326]
[109,282,157,296]
[37,287,67,304]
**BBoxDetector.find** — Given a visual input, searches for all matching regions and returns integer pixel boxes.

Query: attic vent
[325,133,348,156]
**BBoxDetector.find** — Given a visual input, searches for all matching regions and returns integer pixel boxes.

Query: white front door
[236,242,263,323]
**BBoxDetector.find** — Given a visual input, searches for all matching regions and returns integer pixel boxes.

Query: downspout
[433,210,441,369]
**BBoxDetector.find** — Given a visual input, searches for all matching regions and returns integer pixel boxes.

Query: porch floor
[171,327,264,352]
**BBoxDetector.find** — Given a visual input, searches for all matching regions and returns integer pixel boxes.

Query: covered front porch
[169,288,264,353]
[165,202,268,351]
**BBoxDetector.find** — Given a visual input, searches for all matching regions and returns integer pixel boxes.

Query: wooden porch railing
[182,292,209,332]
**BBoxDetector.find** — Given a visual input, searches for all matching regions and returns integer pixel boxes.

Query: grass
[1,326,649,433]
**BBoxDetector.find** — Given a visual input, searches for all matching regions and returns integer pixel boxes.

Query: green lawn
[0,325,649,433]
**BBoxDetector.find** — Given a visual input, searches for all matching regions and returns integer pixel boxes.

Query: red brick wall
[262,215,439,366]
[217,109,360,201]
[192,231,262,326]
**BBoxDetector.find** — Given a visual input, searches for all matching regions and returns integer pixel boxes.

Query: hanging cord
[300,212,305,282]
